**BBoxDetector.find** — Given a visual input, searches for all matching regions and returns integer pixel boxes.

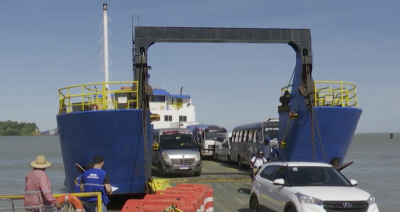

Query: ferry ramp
[108,160,252,212]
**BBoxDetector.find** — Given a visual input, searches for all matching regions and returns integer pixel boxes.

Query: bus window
[255,128,263,143]
[238,131,243,142]
[248,129,254,143]
[243,130,248,142]
[265,129,279,141]
[232,131,237,142]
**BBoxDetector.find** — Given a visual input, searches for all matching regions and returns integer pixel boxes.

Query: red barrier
[166,186,205,212]
[144,194,195,212]
[121,199,186,212]
[156,190,202,212]
[175,184,214,212]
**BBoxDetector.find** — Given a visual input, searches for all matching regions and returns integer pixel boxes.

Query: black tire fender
[284,201,298,212]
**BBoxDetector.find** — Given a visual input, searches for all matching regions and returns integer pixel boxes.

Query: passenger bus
[231,118,279,168]
[214,132,233,163]
[187,124,227,158]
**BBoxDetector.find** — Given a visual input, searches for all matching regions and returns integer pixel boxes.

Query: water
[0,134,399,211]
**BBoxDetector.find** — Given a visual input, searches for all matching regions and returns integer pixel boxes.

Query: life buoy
[160,106,164,110]
[56,194,84,211]
[91,104,99,110]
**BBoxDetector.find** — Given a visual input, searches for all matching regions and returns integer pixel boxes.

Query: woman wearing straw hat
[24,155,62,211]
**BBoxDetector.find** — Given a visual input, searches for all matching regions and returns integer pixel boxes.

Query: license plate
[180,166,189,170]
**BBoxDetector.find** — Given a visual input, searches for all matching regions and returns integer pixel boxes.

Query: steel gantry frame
[131,27,315,192]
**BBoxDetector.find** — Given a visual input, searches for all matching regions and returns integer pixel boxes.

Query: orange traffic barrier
[166,186,205,212]
[175,184,214,212]
[156,190,201,212]
[121,199,186,212]
[144,194,195,212]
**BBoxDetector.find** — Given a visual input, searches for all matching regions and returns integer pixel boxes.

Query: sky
[0,0,399,133]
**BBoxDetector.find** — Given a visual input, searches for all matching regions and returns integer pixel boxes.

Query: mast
[102,3,112,109]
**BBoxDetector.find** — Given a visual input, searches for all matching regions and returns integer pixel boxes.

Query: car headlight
[162,152,172,163]
[195,152,201,162]
[367,195,376,205]
[295,193,323,205]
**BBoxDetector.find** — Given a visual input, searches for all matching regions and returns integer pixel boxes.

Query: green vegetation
[0,121,39,136]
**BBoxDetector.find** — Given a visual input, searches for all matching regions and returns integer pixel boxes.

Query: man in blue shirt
[74,162,94,194]
[80,155,112,212]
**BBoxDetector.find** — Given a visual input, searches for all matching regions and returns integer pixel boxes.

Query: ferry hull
[56,109,153,194]
[279,107,362,165]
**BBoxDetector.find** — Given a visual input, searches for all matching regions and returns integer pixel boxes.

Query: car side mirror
[349,179,358,186]
[273,178,285,186]
[152,142,159,151]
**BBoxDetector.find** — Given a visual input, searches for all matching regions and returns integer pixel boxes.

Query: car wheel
[238,156,243,169]
[227,154,231,164]
[194,169,201,176]
[249,196,259,212]
[285,206,297,212]
[158,163,166,178]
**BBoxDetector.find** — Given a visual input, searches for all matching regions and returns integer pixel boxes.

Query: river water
[0,134,399,211]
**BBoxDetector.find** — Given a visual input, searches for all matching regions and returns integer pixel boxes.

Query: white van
[213,132,232,163]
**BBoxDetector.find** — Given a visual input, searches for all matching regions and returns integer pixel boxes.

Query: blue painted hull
[56,109,153,194]
[279,107,362,164]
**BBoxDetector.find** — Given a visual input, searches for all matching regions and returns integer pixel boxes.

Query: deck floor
[109,160,252,212]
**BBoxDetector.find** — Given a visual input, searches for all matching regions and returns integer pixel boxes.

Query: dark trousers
[81,201,106,212]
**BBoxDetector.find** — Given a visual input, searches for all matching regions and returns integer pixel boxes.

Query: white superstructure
[150,88,198,129]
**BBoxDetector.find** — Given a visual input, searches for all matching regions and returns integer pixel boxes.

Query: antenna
[100,3,113,109]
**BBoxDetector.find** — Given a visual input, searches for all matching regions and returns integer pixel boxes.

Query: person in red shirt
[24,155,62,212]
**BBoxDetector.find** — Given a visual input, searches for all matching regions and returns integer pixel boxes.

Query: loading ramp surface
[108,160,252,212]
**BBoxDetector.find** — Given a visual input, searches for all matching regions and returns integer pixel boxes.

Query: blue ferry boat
[57,3,361,195]
[277,78,361,167]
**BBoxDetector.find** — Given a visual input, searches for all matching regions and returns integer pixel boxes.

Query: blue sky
[0,0,399,133]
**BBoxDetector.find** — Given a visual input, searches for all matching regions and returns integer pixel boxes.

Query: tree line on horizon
[0,120,39,136]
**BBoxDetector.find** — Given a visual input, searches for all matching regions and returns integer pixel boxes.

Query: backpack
[251,156,266,164]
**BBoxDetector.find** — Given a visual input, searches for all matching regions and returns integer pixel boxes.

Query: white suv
[249,161,379,212]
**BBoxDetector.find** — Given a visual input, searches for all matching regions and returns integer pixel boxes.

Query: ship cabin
[149,88,196,129]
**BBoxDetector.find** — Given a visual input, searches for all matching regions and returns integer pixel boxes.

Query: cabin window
[164,115,172,122]
[150,95,166,102]
[179,115,187,122]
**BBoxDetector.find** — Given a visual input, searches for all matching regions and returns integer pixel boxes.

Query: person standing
[249,150,268,181]
[268,140,280,162]
[74,162,94,193]
[24,155,62,212]
[80,155,112,212]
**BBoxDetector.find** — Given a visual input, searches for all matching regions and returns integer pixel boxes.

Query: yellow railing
[58,81,139,114]
[0,192,102,212]
[280,81,358,107]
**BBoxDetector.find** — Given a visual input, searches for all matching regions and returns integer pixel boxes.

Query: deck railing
[0,192,102,212]
[58,81,139,114]
[280,81,358,107]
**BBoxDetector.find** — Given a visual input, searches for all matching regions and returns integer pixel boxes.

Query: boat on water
[57,3,361,195]
[278,79,361,168]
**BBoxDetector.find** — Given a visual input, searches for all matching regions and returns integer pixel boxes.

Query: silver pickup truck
[152,128,202,177]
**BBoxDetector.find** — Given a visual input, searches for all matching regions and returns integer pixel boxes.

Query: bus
[231,118,279,168]
[187,124,227,158]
